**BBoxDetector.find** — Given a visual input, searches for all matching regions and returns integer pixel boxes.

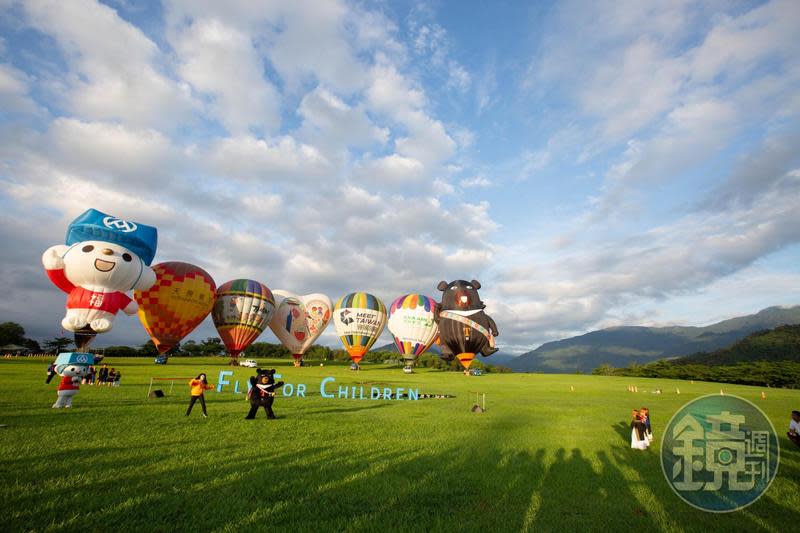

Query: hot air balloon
[388,294,439,373]
[333,292,387,367]
[41,208,158,351]
[212,279,275,364]
[134,262,216,359]
[269,291,332,367]
[435,280,499,372]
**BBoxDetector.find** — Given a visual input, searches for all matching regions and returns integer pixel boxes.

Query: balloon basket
[403,366,414,374]
[293,359,302,367]
[73,326,97,352]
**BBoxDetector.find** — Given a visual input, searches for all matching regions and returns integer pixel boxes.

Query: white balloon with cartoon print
[269,290,332,362]
[42,240,157,333]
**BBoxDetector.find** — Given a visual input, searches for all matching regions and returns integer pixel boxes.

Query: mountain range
[507,305,800,373]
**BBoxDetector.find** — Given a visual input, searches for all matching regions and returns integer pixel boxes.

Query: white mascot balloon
[42,209,158,335]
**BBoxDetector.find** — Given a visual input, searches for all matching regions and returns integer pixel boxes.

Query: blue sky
[1,0,799,353]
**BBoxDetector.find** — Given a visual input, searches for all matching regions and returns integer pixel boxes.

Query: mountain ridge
[507,305,800,373]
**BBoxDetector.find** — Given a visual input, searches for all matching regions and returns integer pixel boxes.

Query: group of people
[630,408,653,450]
[627,408,800,450]
[45,363,121,387]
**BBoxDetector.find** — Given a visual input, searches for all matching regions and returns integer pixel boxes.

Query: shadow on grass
[5,414,800,532]
[613,421,632,444]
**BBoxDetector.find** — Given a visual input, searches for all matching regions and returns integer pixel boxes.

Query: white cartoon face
[62,240,153,291]
[58,365,88,377]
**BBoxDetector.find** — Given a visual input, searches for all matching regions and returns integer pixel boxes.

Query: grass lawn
[1,356,799,532]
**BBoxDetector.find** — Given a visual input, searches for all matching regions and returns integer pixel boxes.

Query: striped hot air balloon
[333,292,387,365]
[135,262,216,356]
[212,279,275,362]
[388,294,439,372]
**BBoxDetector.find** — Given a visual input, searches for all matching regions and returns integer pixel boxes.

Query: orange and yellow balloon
[134,262,216,354]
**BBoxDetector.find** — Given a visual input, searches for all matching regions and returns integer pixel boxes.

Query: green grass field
[1,357,798,532]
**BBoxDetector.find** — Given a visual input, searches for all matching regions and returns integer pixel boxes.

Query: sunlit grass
[1,357,798,532]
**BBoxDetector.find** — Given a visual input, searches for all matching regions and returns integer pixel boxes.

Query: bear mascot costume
[41,209,158,346]
[246,368,284,419]
[435,279,499,371]
[52,352,94,408]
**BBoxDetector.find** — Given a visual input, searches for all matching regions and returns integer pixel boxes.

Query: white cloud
[353,154,425,186]
[579,37,686,139]
[367,62,426,116]
[492,179,800,348]
[460,175,491,188]
[23,0,196,129]
[689,0,800,84]
[394,112,456,166]
[298,86,389,149]
[0,63,39,114]
[48,118,180,184]
[205,135,332,182]
[172,17,281,134]
[447,61,471,92]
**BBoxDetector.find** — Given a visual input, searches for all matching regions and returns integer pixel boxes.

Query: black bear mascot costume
[435,280,499,370]
[246,368,284,419]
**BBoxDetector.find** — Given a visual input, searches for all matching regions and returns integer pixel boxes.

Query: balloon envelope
[388,294,438,368]
[212,279,275,357]
[135,262,216,354]
[269,291,332,360]
[333,292,387,364]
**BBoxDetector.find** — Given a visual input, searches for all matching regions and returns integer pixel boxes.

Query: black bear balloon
[435,280,499,370]
[246,368,284,419]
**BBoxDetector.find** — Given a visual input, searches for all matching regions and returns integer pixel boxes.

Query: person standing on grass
[630,409,648,450]
[107,368,116,387]
[98,364,108,386]
[789,411,800,447]
[641,407,653,443]
[45,362,56,384]
[113,370,121,387]
[186,373,213,417]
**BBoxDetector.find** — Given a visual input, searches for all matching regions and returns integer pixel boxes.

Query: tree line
[592,324,800,388]
[3,321,512,372]
[593,360,800,388]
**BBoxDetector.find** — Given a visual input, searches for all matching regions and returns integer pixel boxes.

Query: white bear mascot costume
[52,352,94,408]
[42,209,158,335]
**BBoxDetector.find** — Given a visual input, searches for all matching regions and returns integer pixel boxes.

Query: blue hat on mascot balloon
[55,352,95,366]
[54,352,95,373]
[65,208,158,266]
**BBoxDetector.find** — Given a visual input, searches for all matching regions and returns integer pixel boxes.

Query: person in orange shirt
[186,373,213,417]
